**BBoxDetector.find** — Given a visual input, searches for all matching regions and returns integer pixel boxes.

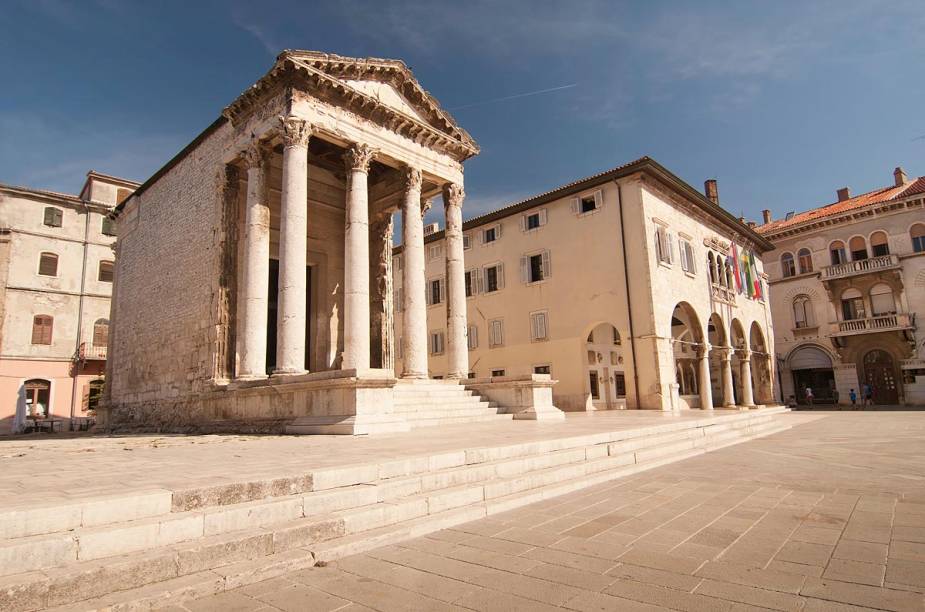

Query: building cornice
[760,196,924,243]
[0,184,112,214]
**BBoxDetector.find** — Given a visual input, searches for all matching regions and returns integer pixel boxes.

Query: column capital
[343,143,375,173]
[420,198,433,218]
[278,116,311,148]
[402,165,422,192]
[242,141,270,170]
[442,183,465,209]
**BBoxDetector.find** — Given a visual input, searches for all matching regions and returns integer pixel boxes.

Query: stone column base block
[465,374,564,421]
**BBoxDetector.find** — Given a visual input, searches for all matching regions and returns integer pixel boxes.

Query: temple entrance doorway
[267,261,312,374]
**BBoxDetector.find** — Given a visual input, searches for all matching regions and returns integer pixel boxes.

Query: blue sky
[2,0,923,225]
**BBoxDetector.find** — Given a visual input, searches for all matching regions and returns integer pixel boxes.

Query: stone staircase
[392,378,511,428]
[0,408,792,611]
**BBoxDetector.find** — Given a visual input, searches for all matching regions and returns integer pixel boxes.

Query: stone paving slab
[0,410,779,508]
[178,412,925,611]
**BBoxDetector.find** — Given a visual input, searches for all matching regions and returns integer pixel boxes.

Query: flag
[744,249,754,298]
[731,243,742,293]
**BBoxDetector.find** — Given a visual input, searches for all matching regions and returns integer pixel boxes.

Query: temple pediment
[223,50,479,161]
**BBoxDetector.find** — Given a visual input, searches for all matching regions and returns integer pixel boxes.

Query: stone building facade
[394,159,777,412]
[105,51,495,434]
[757,167,925,406]
[0,172,137,433]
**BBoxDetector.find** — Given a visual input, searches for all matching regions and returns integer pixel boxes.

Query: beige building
[0,172,138,433]
[394,160,777,412]
[757,168,925,406]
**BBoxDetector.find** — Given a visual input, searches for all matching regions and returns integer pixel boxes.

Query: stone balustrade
[821,253,900,280]
[829,312,914,336]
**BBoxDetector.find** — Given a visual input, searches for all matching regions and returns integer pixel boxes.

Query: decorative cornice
[279,116,310,147]
[442,183,465,208]
[242,141,270,170]
[343,143,375,173]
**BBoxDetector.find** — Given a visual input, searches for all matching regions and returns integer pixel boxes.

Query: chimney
[761,209,772,224]
[837,187,851,202]
[704,179,719,205]
[894,166,908,187]
[747,221,757,229]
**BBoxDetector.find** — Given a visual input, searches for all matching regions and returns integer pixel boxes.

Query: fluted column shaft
[275,117,310,374]
[698,345,713,410]
[722,347,736,408]
[342,144,374,370]
[237,143,271,379]
[401,166,428,378]
[443,183,468,379]
[740,349,756,407]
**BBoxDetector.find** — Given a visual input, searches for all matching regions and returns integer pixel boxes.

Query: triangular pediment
[340,79,427,123]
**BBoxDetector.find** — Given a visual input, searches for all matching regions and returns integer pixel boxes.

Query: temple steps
[391,378,509,428]
[0,408,792,611]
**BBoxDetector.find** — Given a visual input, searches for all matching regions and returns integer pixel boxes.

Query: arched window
[797,248,813,274]
[38,252,58,277]
[98,261,114,283]
[830,240,847,265]
[92,318,109,347]
[849,236,868,261]
[31,315,53,344]
[780,252,796,278]
[792,295,815,328]
[707,252,716,283]
[869,284,896,316]
[725,264,734,289]
[911,224,925,253]
[870,231,889,257]
[612,327,621,345]
[840,288,865,321]
[24,379,51,417]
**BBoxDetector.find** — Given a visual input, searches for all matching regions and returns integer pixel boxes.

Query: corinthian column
[697,344,713,410]
[722,347,736,408]
[237,142,271,379]
[401,166,428,378]
[443,183,468,379]
[342,143,374,370]
[740,349,756,408]
[275,116,310,374]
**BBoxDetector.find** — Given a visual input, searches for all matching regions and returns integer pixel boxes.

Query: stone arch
[582,320,625,410]
[729,318,749,405]
[749,321,773,404]
[848,235,868,260]
[670,303,704,404]
[787,343,836,405]
[706,313,727,407]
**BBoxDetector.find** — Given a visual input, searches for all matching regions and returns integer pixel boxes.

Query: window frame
[101,216,116,237]
[98,260,114,283]
[780,252,796,278]
[31,315,54,345]
[488,318,504,348]
[797,248,813,274]
[483,262,504,294]
[43,207,63,228]
[911,224,925,253]
[529,310,549,342]
[428,330,446,355]
[38,252,59,277]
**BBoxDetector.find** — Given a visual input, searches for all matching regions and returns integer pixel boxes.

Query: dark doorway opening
[863,350,899,404]
[266,260,311,374]
[792,368,836,404]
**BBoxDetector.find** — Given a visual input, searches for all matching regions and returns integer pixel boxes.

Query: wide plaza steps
[0,408,791,611]
[392,378,511,428]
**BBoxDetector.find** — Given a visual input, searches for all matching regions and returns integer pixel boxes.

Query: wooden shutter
[520,257,529,283]
[495,223,502,238]
[542,250,551,278]
[44,207,62,227]
[475,270,484,294]
[520,215,527,232]
[537,312,548,339]
[496,263,505,289]
[570,198,580,214]
[679,241,688,270]
[439,278,446,303]
[593,190,603,211]
[668,233,676,264]
[425,281,433,306]
[468,325,478,349]
[32,316,53,345]
[539,209,548,226]
[38,253,58,276]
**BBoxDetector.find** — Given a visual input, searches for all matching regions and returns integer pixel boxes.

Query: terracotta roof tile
[757,176,925,234]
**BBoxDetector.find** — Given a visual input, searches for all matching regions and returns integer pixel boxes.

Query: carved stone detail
[278,116,310,147]
[420,198,433,218]
[343,143,375,173]
[443,183,465,209]
[402,165,422,192]
[242,142,269,169]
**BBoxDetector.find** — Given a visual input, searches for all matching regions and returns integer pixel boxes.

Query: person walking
[863,383,872,409]
[805,386,814,408]
[849,388,857,409]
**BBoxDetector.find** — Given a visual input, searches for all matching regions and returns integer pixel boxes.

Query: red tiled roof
[757,176,925,234]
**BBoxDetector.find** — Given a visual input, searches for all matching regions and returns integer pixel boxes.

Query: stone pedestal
[465,374,564,420]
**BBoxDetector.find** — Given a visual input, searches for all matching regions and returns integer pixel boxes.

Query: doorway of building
[266,261,312,373]
[24,379,50,417]
[789,345,835,404]
[863,350,899,404]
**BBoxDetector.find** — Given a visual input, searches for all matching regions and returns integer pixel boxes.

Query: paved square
[176,412,925,611]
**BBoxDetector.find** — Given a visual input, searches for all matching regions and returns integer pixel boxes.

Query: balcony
[78,343,107,360]
[821,254,900,281]
[829,312,915,337]
[711,284,736,304]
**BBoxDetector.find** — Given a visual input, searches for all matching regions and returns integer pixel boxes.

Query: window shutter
[570,197,580,214]
[520,215,527,232]
[539,209,548,226]
[495,223,502,238]
[425,281,432,306]
[496,263,505,289]
[679,241,688,270]
[688,243,696,273]
[394,288,403,313]
[538,313,547,339]
[468,325,478,349]
[520,257,529,283]
[542,250,551,278]
[476,270,484,294]
[439,278,446,304]
[38,254,57,276]
[593,190,603,210]
[668,234,676,264]
[44,207,54,226]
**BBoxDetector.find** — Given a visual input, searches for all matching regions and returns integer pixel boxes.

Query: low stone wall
[465,374,564,421]
[99,369,402,435]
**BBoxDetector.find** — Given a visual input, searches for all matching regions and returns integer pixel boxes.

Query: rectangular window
[426,278,445,305]
[467,324,478,350]
[851,248,868,261]
[101,217,116,237]
[872,243,889,257]
[43,207,63,228]
[465,270,473,297]
[679,239,696,273]
[913,234,925,253]
[614,373,626,397]
[483,224,501,243]
[429,331,445,355]
[841,298,866,321]
[655,226,673,265]
[38,253,58,277]
[465,269,482,297]
[521,251,551,284]
[522,209,547,231]
[484,263,504,293]
[467,372,476,379]
[428,244,444,260]
[489,319,504,347]
[534,364,551,375]
[491,368,506,377]
[830,247,846,265]
[32,315,53,345]
[98,261,114,283]
[589,371,600,399]
[530,311,548,341]
[571,191,603,215]
[463,234,471,250]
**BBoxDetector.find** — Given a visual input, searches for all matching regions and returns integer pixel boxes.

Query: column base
[235,374,269,382]
[465,374,564,421]
[272,368,308,377]
[400,372,429,380]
